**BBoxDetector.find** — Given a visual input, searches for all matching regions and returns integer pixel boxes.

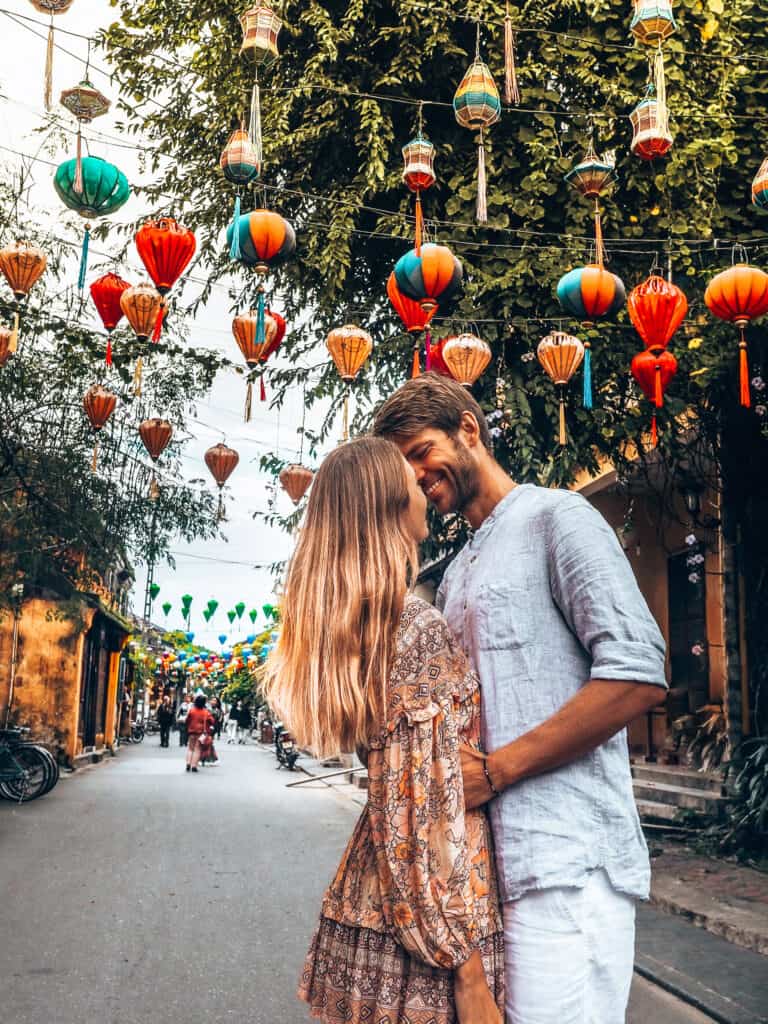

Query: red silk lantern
[262,308,286,361]
[90,272,130,365]
[631,348,677,447]
[425,335,452,377]
[386,271,437,377]
[139,417,173,499]
[627,275,688,352]
[135,218,196,295]
[705,264,768,407]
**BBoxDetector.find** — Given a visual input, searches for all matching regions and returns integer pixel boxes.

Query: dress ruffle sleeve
[367,602,480,970]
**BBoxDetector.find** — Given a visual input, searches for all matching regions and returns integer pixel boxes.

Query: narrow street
[1,740,714,1024]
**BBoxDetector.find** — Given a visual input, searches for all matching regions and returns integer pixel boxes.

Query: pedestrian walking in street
[185,694,214,773]
[236,702,251,743]
[225,701,240,744]
[264,437,504,1024]
[209,696,224,740]
[176,693,191,747]
[374,373,669,1024]
[156,696,174,748]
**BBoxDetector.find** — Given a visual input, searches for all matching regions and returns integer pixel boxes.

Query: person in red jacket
[185,694,214,773]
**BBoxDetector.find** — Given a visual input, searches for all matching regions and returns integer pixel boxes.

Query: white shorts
[503,868,636,1024]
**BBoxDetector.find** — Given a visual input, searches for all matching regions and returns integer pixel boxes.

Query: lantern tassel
[739,337,751,408]
[74,128,84,195]
[149,474,160,501]
[558,394,567,447]
[476,136,488,224]
[342,389,350,443]
[44,17,54,112]
[415,192,423,256]
[594,199,605,267]
[105,335,112,367]
[217,492,224,522]
[92,439,99,474]
[425,329,432,370]
[151,302,165,343]
[229,193,242,262]
[260,373,266,402]
[255,288,265,345]
[654,45,668,137]
[504,14,520,105]
[244,379,253,422]
[248,74,263,165]
[8,311,19,354]
[583,342,593,410]
[651,413,658,448]
[411,343,421,379]
[77,224,90,292]
[133,356,143,397]
[654,360,663,408]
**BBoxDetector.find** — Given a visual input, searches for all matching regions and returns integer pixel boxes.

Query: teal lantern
[53,156,130,289]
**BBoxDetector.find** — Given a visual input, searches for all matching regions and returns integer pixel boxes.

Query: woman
[209,696,224,740]
[185,694,213,773]
[226,701,240,744]
[264,437,503,1024]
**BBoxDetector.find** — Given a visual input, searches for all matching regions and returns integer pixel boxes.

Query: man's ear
[458,410,481,448]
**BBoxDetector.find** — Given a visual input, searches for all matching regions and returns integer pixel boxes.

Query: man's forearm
[489,679,665,791]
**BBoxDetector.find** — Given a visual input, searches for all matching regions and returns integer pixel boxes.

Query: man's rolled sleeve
[548,493,668,690]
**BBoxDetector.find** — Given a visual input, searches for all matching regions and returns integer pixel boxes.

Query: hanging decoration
[326,324,373,441]
[751,156,768,210]
[630,83,673,161]
[226,208,295,272]
[135,217,196,341]
[630,1,676,166]
[425,335,452,377]
[0,240,47,355]
[386,271,437,378]
[627,273,688,351]
[503,1,521,105]
[232,307,285,418]
[0,327,12,367]
[537,331,585,447]
[453,26,501,223]
[28,0,75,110]
[220,125,261,260]
[204,442,240,521]
[120,282,164,394]
[704,263,768,408]
[139,418,173,500]
[402,105,436,255]
[162,601,172,618]
[556,263,625,409]
[90,272,130,366]
[82,384,117,471]
[53,156,130,290]
[59,67,110,197]
[631,348,677,446]
[564,142,615,266]
[279,464,313,505]
[441,333,492,389]
[239,5,282,167]
[394,243,463,314]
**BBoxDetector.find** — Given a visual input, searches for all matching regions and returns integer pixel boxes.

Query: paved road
[0,739,714,1024]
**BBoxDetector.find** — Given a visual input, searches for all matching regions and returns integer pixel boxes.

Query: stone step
[632,763,724,794]
[635,798,682,823]
[633,779,726,816]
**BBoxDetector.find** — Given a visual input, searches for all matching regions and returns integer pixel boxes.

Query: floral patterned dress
[299,596,504,1024]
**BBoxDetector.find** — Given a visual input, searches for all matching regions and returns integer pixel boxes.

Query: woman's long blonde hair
[263,436,419,758]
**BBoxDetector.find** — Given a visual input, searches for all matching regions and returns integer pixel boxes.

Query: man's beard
[447,439,481,514]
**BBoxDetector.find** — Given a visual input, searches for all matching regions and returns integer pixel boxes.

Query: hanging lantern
[240,5,282,172]
[425,335,452,377]
[232,308,281,419]
[262,308,286,361]
[630,1,677,44]
[387,271,437,378]
[442,333,492,389]
[120,282,163,394]
[139,418,173,500]
[394,243,463,315]
[631,348,677,447]
[627,274,688,351]
[83,384,117,471]
[0,327,13,367]
[220,126,261,256]
[630,83,673,161]
[537,331,585,447]
[226,209,295,271]
[705,264,768,408]
[134,217,196,341]
[90,271,130,366]
[402,122,436,254]
[453,42,501,223]
[751,156,768,210]
[53,156,130,290]
[279,464,313,505]
[327,325,373,441]
[0,240,47,355]
[564,144,615,266]
[28,0,75,110]
[204,443,240,520]
[59,79,110,199]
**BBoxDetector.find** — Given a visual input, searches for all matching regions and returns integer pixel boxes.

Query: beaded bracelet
[482,756,500,797]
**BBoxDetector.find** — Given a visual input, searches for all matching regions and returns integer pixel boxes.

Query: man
[176,693,191,747]
[156,696,174,748]
[374,373,668,1024]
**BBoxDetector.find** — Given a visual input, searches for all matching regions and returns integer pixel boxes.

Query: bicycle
[0,727,60,802]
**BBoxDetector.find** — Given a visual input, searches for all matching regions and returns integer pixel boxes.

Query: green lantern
[262,603,273,619]
[53,155,130,289]
[162,601,172,618]
[207,599,219,616]
[227,610,236,624]
[181,594,193,608]
[149,582,160,601]
[235,601,246,619]
[249,609,258,623]
[203,609,212,622]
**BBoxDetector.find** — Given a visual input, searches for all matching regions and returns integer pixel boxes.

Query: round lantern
[537,331,585,446]
[327,324,373,441]
[752,156,768,210]
[226,209,295,272]
[630,1,677,44]
[394,243,462,314]
[90,272,130,366]
[121,282,163,394]
[402,132,436,253]
[557,265,625,323]
[0,326,14,367]
[220,127,261,186]
[627,274,688,351]
[83,384,117,471]
[630,84,673,161]
[139,418,173,499]
[631,348,678,447]
[441,333,491,389]
[204,443,240,520]
[279,464,313,505]
[0,240,47,355]
[705,264,768,407]
[453,53,501,223]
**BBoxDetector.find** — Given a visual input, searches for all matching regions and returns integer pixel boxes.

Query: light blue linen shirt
[436,483,668,903]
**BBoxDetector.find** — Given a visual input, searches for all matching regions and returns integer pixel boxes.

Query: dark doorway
[667,546,708,713]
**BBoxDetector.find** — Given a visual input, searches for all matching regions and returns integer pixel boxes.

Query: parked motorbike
[273,721,300,771]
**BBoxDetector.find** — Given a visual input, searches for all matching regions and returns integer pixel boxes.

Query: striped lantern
[630,83,673,161]
[752,156,768,210]
[453,47,501,223]
[537,331,585,446]
[240,5,282,171]
[565,144,616,266]
[402,130,436,255]
[221,127,261,254]
[630,2,676,158]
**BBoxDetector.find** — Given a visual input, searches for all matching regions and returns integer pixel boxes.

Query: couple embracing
[265,374,667,1024]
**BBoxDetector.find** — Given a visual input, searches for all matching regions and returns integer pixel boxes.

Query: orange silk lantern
[0,240,47,354]
[204,443,240,520]
[704,264,768,408]
[537,331,585,446]
[135,217,196,343]
[232,308,281,419]
[83,384,117,471]
[120,282,163,394]
[627,274,688,351]
[139,418,173,498]
[327,324,373,441]
[631,348,677,447]
[441,333,491,389]
[386,271,436,378]
[279,464,313,505]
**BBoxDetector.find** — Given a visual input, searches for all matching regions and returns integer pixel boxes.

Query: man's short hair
[372,372,492,451]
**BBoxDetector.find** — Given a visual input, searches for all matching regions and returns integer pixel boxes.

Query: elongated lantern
[630,2,676,164]
[204,443,240,521]
[565,144,615,266]
[279,464,313,505]
[704,264,768,408]
[631,348,677,447]
[441,333,491,388]
[139,418,173,500]
[28,0,75,110]
[537,331,585,446]
[627,274,688,351]
[232,308,283,418]
[239,5,281,170]
[120,281,163,394]
[630,83,672,161]
[327,324,373,441]
[221,126,260,256]
[402,130,436,254]
[83,384,116,471]
[453,51,501,223]
[90,272,130,366]
[0,240,47,355]
[386,271,436,378]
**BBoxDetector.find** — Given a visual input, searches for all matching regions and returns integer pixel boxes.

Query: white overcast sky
[0,0,343,650]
